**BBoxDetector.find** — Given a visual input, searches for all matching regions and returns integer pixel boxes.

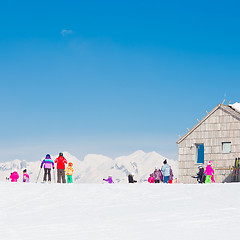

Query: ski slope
[0,182,239,240]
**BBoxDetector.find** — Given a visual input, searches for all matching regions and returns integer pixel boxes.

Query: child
[128,173,137,183]
[65,162,74,183]
[196,165,205,183]
[205,161,214,183]
[168,166,174,184]
[148,174,155,183]
[23,169,29,182]
[209,161,215,183]
[10,171,19,182]
[153,169,163,183]
[103,175,114,184]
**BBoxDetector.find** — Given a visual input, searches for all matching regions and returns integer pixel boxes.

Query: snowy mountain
[0,151,178,183]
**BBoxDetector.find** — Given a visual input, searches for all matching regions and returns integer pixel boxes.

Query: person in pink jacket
[10,171,19,182]
[23,169,29,182]
[148,174,155,183]
[205,162,214,183]
[209,161,215,183]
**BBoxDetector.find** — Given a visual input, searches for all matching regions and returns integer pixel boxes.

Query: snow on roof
[230,102,240,112]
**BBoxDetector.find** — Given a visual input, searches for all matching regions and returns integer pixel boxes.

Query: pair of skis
[231,158,240,182]
[235,158,240,182]
[36,167,56,183]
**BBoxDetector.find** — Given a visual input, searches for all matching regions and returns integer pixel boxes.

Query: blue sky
[0,0,240,161]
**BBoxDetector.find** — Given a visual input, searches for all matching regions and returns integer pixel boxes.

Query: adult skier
[54,153,67,183]
[128,173,137,183]
[41,154,55,182]
[161,159,170,183]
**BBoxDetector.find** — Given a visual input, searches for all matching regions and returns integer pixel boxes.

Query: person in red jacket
[54,152,67,183]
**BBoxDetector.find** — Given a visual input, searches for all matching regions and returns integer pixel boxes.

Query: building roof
[176,104,240,144]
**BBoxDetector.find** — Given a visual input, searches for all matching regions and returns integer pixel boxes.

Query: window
[222,142,231,153]
[196,144,204,164]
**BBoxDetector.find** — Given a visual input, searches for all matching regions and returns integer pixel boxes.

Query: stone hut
[177,103,240,183]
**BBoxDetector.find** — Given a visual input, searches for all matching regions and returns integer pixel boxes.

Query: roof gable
[176,104,240,144]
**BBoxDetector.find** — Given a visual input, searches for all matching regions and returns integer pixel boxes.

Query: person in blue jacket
[161,159,170,183]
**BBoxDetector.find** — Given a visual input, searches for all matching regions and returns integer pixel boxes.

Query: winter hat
[45,154,51,159]
[198,165,203,169]
[163,159,167,164]
[208,161,213,165]
[59,152,63,157]
[68,162,73,167]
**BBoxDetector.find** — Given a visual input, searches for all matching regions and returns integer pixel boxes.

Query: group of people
[40,152,74,183]
[103,160,174,184]
[148,159,174,184]
[8,153,74,184]
[8,169,29,182]
[102,174,137,184]
[194,160,215,184]
[8,154,176,184]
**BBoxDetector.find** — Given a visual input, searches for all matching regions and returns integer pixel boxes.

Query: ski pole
[36,167,42,183]
[53,168,56,183]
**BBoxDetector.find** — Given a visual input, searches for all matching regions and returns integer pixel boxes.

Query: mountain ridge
[0,150,178,183]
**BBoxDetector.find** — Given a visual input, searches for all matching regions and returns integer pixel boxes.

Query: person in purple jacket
[153,169,163,183]
[168,166,174,184]
[41,154,54,182]
[103,175,114,184]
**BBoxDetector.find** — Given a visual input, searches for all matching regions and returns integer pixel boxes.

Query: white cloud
[61,29,73,36]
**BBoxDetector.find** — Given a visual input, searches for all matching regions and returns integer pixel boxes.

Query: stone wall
[178,107,240,183]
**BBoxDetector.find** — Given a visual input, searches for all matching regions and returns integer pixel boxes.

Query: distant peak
[129,150,146,156]
[83,153,112,161]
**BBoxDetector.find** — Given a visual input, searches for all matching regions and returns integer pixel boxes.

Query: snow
[0,151,178,183]
[0,182,239,240]
[230,102,240,112]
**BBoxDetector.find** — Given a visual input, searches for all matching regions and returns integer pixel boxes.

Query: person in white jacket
[161,159,170,183]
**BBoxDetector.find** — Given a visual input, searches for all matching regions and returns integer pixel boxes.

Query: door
[196,144,204,164]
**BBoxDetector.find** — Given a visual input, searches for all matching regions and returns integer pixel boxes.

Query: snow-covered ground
[0,182,239,240]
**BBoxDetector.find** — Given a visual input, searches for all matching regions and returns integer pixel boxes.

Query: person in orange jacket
[65,162,74,183]
[54,153,67,183]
